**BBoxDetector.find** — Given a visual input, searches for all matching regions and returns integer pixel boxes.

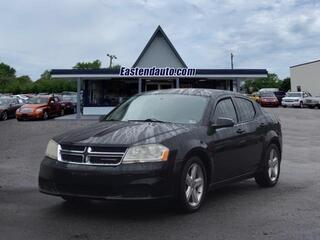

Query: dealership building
[290,60,320,96]
[51,26,268,117]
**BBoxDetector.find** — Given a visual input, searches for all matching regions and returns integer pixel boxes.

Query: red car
[259,92,279,107]
[16,95,64,120]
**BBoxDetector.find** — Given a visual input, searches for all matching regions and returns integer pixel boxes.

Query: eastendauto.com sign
[120,67,196,77]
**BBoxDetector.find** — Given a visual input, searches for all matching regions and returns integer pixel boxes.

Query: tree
[244,73,281,93]
[279,77,291,92]
[73,60,101,69]
[0,62,16,77]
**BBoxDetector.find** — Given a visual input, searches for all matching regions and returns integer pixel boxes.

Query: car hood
[21,104,47,109]
[54,121,194,146]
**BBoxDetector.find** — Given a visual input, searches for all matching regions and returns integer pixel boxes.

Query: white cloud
[0,0,319,79]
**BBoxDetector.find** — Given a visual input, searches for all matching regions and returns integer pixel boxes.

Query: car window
[235,97,256,122]
[211,98,238,123]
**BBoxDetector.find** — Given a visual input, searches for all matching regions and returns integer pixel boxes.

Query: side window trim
[234,96,256,123]
[210,96,239,124]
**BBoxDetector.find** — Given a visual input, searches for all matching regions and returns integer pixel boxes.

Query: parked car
[273,91,286,103]
[250,92,260,103]
[259,92,279,107]
[13,94,29,104]
[39,89,282,213]
[304,95,320,109]
[16,95,64,121]
[0,97,22,120]
[259,88,279,93]
[281,91,311,108]
[60,94,77,114]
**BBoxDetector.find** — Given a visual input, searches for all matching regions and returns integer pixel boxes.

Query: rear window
[235,97,256,122]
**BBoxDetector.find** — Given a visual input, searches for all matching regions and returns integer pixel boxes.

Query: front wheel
[177,156,207,213]
[300,101,304,108]
[255,144,281,187]
[43,111,49,120]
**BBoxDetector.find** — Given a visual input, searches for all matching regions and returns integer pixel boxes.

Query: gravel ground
[1,108,320,240]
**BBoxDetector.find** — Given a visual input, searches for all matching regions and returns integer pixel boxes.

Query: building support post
[236,78,241,92]
[76,77,81,119]
[175,78,180,88]
[138,78,142,93]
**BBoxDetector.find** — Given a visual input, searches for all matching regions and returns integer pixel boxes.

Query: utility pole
[107,53,117,68]
[230,53,234,69]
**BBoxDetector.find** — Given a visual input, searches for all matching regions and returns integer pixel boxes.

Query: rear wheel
[255,144,281,187]
[1,111,8,121]
[177,156,207,213]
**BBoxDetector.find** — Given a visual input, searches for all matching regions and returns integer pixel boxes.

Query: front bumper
[16,112,43,120]
[281,101,300,107]
[39,157,176,200]
[260,101,279,107]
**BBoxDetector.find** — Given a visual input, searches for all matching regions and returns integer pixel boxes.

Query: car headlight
[45,139,60,160]
[35,108,43,113]
[122,144,169,164]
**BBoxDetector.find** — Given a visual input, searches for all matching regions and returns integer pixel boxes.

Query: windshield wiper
[128,118,167,123]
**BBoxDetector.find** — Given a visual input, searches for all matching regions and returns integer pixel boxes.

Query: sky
[0,0,320,80]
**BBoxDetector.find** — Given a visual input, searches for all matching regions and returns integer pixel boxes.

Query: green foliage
[0,62,16,77]
[279,78,291,92]
[244,73,290,93]
[0,62,78,94]
[73,60,101,69]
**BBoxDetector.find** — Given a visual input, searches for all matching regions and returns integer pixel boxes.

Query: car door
[10,99,21,117]
[207,97,243,182]
[233,96,264,174]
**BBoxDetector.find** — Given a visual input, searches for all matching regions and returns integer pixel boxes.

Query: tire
[300,101,304,108]
[282,105,287,108]
[177,156,207,213]
[60,109,65,116]
[308,106,315,109]
[255,144,281,188]
[43,111,49,120]
[1,111,8,121]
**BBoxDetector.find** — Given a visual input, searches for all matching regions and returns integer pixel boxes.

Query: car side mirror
[211,117,235,129]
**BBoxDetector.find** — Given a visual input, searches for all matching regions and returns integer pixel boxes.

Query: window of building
[85,79,138,107]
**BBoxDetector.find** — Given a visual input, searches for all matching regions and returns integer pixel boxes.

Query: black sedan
[0,97,22,121]
[39,89,282,213]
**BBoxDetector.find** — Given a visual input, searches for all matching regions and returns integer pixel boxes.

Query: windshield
[0,98,10,105]
[260,92,275,97]
[27,97,48,104]
[105,94,209,124]
[286,92,301,97]
[62,95,77,102]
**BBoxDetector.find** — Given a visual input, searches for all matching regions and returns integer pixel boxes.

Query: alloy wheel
[185,163,204,207]
[268,148,279,182]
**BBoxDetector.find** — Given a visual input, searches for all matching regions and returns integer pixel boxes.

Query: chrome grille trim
[58,145,126,166]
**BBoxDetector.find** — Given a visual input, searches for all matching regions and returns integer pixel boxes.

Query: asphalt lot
[1,108,320,240]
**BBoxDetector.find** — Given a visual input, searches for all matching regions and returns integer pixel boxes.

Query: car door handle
[236,128,245,134]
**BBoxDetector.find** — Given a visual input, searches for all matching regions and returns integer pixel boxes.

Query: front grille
[59,145,126,166]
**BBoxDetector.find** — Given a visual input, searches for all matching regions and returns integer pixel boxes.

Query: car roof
[142,88,243,98]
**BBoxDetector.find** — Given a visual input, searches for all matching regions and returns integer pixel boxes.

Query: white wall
[290,61,320,96]
[135,32,185,68]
